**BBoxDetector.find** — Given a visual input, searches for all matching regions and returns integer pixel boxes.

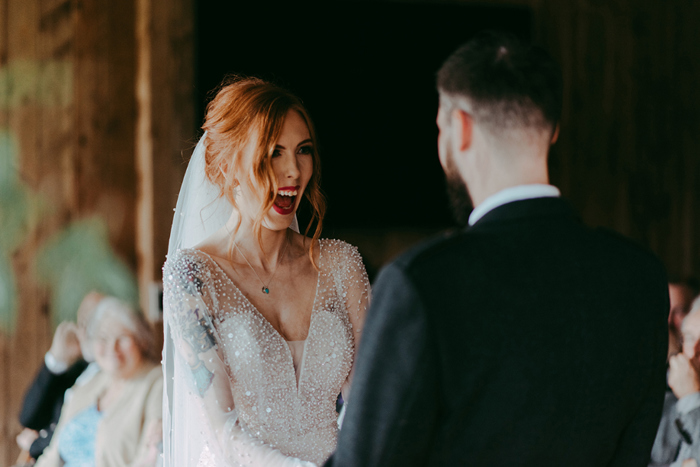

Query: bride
[162,77,370,467]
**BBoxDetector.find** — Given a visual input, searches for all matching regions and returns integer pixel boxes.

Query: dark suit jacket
[326,198,669,467]
[20,359,88,459]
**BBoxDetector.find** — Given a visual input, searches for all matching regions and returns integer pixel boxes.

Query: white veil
[166,132,299,256]
[163,133,300,466]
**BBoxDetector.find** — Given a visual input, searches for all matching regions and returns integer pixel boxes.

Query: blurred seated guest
[668,278,700,357]
[650,296,700,467]
[36,298,162,467]
[17,291,105,461]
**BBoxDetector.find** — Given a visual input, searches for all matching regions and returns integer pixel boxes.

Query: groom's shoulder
[390,228,475,275]
[587,225,666,268]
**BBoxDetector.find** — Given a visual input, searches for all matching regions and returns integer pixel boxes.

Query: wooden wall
[135,0,193,318]
[534,0,700,279]
[0,0,192,463]
[0,0,137,463]
[352,0,700,279]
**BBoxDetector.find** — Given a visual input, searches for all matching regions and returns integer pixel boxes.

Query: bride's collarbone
[222,257,316,341]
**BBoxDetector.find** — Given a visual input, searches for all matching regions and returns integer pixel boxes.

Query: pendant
[262,286,269,294]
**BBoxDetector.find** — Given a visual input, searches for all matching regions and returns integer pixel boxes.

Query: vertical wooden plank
[4,0,41,462]
[135,0,155,316]
[103,0,136,266]
[136,0,194,319]
[35,0,77,367]
[151,0,194,301]
[0,0,10,464]
[0,0,141,458]
[74,0,137,267]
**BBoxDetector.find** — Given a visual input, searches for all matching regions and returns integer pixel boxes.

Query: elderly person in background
[35,297,163,467]
[17,291,105,462]
[650,296,700,467]
[668,278,700,358]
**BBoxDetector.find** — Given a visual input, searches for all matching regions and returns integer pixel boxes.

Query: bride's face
[236,109,314,231]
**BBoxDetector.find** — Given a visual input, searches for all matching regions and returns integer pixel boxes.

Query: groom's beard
[444,151,472,226]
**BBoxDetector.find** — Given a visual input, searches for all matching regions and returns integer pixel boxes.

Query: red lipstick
[273,185,301,215]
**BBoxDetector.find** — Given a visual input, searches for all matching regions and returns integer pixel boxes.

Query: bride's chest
[209,271,354,393]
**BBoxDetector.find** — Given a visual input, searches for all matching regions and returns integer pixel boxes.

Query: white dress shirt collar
[468,184,561,226]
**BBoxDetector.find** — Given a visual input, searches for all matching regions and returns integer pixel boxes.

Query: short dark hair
[437,31,562,133]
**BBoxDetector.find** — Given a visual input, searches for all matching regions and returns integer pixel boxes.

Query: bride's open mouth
[273,185,299,215]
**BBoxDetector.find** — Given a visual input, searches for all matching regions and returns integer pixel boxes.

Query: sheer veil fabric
[164,133,310,467]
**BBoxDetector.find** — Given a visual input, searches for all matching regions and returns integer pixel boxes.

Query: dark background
[195,2,532,231]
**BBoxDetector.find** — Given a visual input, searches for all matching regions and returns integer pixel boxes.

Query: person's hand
[16,428,38,451]
[49,322,82,366]
[681,459,698,467]
[669,353,700,399]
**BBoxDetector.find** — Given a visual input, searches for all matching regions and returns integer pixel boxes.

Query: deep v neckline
[190,242,323,390]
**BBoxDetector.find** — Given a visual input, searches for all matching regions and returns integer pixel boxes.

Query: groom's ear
[453,109,473,152]
[550,123,560,145]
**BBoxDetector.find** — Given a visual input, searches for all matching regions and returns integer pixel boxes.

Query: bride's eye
[298,145,313,155]
[272,148,282,158]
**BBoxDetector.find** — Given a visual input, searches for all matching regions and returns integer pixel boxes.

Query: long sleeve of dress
[329,243,370,402]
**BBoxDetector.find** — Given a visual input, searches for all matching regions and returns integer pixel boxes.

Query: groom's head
[436,32,562,218]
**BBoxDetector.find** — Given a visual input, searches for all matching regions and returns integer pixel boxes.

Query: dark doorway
[196,2,532,231]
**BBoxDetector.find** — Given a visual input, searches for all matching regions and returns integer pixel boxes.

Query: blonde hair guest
[36,298,163,467]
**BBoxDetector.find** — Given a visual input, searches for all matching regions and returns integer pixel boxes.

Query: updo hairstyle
[202,76,326,266]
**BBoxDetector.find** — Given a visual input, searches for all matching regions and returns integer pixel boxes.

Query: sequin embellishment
[163,239,370,466]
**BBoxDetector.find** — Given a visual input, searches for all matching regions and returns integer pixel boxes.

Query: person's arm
[19,363,62,429]
[19,359,85,430]
[336,243,370,402]
[668,393,700,467]
[648,391,682,467]
[20,322,86,429]
[29,431,52,460]
[326,263,440,467]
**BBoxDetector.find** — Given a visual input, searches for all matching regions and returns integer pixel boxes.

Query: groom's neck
[465,155,550,210]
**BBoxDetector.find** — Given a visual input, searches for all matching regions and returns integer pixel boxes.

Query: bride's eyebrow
[275,139,312,150]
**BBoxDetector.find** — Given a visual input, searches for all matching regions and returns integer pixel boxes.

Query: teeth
[277,189,298,197]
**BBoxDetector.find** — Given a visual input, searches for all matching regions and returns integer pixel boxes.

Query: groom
[326,32,669,466]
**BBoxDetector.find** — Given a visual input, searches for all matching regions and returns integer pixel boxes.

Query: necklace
[233,238,289,294]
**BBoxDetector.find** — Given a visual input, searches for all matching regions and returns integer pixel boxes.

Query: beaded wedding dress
[163,239,368,466]
[163,133,369,466]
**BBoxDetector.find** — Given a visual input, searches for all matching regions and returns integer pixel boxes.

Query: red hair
[202,76,325,267]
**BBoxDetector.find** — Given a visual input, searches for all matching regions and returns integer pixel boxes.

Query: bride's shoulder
[164,247,212,268]
[163,248,216,288]
[318,238,365,269]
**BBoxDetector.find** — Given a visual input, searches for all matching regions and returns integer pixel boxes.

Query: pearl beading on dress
[163,239,370,466]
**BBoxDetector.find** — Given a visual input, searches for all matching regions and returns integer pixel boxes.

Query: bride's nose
[281,153,301,180]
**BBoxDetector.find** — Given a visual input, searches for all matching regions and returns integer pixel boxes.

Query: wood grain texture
[535,0,700,278]
[2,0,42,463]
[0,0,138,461]
[135,0,193,317]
